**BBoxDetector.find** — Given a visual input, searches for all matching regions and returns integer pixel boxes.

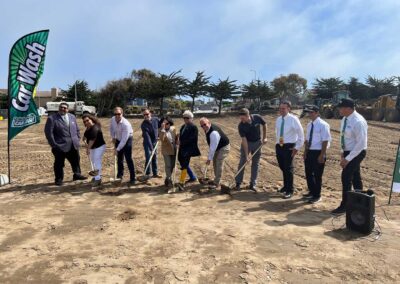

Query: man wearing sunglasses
[45,102,87,186]
[110,107,136,184]
[141,109,161,178]
[199,117,230,191]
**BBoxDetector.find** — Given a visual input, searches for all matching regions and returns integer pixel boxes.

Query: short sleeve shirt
[238,114,266,142]
[84,124,106,149]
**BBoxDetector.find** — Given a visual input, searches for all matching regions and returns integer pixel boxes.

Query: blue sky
[1,0,399,91]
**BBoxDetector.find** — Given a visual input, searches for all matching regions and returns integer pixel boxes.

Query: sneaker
[331,205,346,215]
[283,192,293,199]
[153,174,162,178]
[73,174,88,181]
[308,197,321,204]
[302,193,313,199]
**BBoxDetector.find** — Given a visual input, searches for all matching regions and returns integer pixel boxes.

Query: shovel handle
[143,141,159,175]
[171,145,179,187]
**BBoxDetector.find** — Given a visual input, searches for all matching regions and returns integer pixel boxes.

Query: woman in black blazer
[177,110,200,190]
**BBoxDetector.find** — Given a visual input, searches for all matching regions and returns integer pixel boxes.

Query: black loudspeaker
[346,190,375,234]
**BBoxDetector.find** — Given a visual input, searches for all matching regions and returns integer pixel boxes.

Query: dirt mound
[117,209,137,221]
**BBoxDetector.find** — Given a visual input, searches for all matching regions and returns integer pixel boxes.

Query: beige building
[0,87,61,108]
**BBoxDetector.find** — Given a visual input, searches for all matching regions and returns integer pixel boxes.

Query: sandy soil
[0,113,399,284]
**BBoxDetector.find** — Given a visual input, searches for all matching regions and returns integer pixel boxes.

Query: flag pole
[389,139,400,205]
[7,46,11,184]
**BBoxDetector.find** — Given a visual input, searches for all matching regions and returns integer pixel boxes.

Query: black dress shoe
[73,174,88,181]
[331,206,346,215]
[303,193,313,200]
[129,179,136,185]
[55,180,63,186]
[308,197,321,204]
[283,192,293,199]
[278,187,286,193]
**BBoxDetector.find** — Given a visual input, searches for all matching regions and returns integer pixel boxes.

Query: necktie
[279,117,284,146]
[62,114,69,126]
[308,122,314,149]
[341,117,347,150]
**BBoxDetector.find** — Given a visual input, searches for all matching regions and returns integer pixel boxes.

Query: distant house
[129,98,148,107]
[0,87,61,108]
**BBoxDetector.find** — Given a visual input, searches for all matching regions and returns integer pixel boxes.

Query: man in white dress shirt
[110,107,136,185]
[332,98,368,215]
[199,117,230,191]
[302,105,331,204]
[275,101,304,199]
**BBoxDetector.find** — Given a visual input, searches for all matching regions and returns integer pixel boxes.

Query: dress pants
[115,137,136,181]
[235,140,262,186]
[340,150,366,207]
[276,143,295,194]
[213,144,230,185]
[304,150,325,198]
[52,146,81,182]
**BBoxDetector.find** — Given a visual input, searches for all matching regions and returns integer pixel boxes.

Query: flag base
[0,174,10,186]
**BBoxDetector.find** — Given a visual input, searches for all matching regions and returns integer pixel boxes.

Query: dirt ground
[0,113,399,284]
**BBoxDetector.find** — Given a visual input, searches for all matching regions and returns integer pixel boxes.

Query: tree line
[58,70,400,115]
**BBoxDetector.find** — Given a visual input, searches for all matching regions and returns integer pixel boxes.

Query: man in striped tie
[331,98,368,215]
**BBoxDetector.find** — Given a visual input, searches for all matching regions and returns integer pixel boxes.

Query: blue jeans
[187,165,196,180]
[235,140,262,186]
[144,142,158,176]
[116,137,136,181]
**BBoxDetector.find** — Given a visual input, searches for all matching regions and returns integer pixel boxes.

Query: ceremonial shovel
[138,141,159,182]
[168,145,180,194]
[110,153,122,185]
[220,144,263,194]
[198,164,210,185]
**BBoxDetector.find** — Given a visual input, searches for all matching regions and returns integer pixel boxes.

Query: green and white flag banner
[392,143,400,193]
[8,30,49,141]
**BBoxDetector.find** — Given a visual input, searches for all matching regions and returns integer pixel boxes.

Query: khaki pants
[213,144,230,185]
[163,154,176,179]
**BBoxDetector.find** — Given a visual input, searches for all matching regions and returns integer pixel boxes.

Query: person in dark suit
[44,102,87,186]
[177,110,201,190]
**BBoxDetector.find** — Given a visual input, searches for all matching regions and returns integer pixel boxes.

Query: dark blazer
[141,117,159,148]
[44,113,81,152]
[179,123,201,157]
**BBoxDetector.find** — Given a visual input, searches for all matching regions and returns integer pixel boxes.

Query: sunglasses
[143,113,150,116]
[183,117,190,120]
[165,122,170,125]
[59,107,67,110]
[114,113,122,116]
